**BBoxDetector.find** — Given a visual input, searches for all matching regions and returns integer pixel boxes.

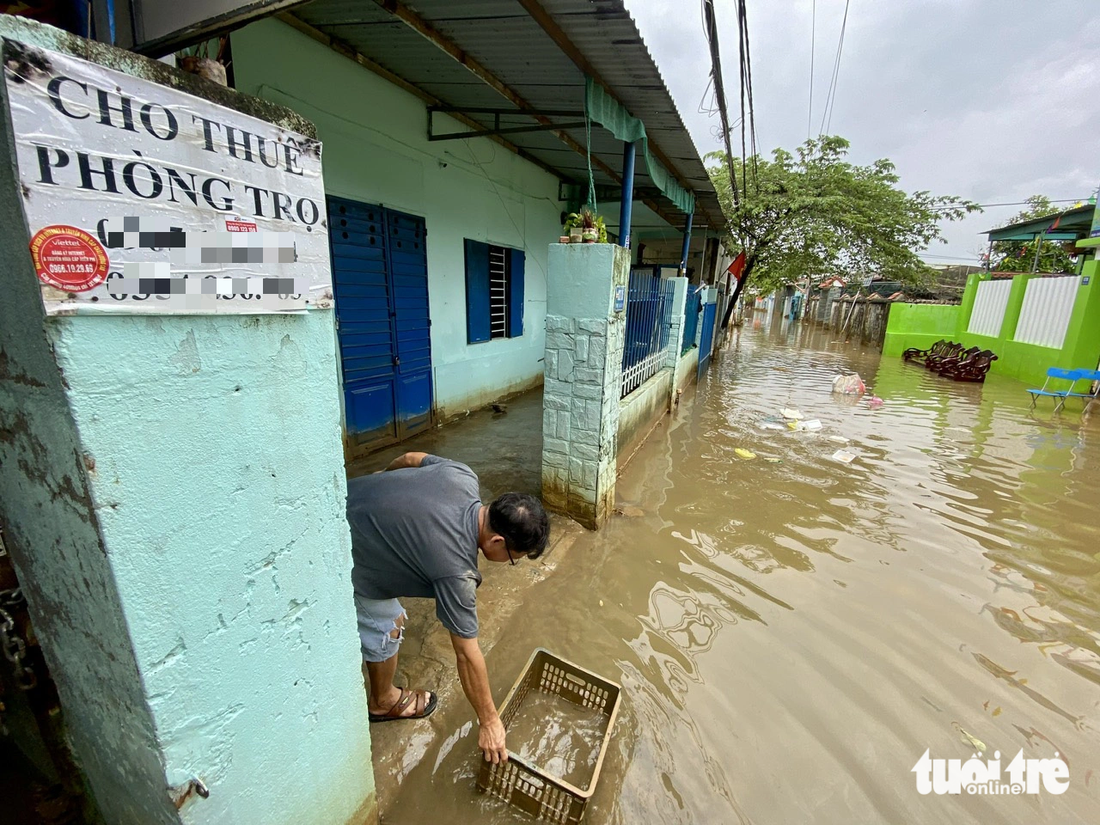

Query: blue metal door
[328,198,433,452]
[386,209,433,440]
[697,300,717,377]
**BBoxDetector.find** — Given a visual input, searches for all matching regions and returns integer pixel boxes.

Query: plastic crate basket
[476,648,621,823]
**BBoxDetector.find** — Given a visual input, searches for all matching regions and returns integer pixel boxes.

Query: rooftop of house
[280,0,722,232]
[985,203,1094,243]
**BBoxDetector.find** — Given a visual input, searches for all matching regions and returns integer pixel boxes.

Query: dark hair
[488,492,550,560]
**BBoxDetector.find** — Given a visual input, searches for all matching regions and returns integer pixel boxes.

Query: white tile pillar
[542,244,630,529]
[664,277,689,370]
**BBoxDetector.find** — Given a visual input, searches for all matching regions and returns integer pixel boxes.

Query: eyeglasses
[505,542,526,566]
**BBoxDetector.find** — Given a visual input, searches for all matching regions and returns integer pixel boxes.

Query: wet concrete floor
[347,390,545,497]
[373,315,1100,824]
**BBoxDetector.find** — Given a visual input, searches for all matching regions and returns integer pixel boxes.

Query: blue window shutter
[465,239,490,343]
[508,248,525,338]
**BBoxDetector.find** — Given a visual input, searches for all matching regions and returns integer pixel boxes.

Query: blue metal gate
[682,286,702,355]
[328,197,433,452]
[697,299,717,377]
[621,267,675,398]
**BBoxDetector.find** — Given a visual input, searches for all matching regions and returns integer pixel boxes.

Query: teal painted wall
[0,30,173,819]
[49,313,375,825]
[232,18,562,418]
[883,260,1100,386]
[0,17,374,825]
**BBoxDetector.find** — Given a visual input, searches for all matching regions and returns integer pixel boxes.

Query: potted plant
[563,211,584,243]
[580,207,599,243]
[592,214,608,243]
[564,207,608,244]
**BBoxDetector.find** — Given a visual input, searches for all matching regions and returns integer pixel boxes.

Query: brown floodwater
[381,314,1100,824]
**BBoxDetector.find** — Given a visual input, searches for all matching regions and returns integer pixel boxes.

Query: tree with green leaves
[709,136,978,325]
[988,195,1079,274]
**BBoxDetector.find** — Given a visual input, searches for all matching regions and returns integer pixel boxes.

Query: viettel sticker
[30,225,109,292]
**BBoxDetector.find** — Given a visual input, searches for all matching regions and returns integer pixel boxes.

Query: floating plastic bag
[735,448,757,460]
[831,374,866,396]
[781,408,804,420]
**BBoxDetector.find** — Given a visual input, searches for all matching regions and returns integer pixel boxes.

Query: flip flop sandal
[368,688,438,723]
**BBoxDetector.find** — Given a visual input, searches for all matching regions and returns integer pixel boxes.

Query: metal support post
[679,212,694,276]
[618,140,636,249]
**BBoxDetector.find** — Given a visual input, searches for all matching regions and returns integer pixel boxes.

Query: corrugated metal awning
[984,203,1094,242]
[286,0,724,231]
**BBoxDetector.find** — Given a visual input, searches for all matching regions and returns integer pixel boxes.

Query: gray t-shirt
[347,455,483,638]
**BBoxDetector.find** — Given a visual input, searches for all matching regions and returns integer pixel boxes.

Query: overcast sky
[625,0,1100,265]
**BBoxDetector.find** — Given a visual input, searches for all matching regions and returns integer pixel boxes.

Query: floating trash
[735,448,757,460]
[828,435,850,444]
[866,396,884,409]
[832,373,866,395]
[831,450,857,464]
[759,422,786,431]
[788,419,823,432]
[782,408,804,420]
[954,724,987,755]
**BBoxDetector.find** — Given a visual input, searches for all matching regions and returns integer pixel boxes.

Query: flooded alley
[379,316,1100,825]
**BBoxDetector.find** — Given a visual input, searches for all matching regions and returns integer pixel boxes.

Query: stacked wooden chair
[902,339,952,365]
[902,340,998,383]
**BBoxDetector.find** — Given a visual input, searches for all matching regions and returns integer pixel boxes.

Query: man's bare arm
[450,633,508,763]
[384,451,429,471]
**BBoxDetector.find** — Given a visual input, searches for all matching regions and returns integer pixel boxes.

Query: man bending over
[347,452,550,763]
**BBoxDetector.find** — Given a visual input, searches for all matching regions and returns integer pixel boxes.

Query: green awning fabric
[585,77,696,217]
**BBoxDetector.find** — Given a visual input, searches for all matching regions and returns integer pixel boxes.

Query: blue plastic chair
[1027,368,1094,412]
[1062,369,1100,413]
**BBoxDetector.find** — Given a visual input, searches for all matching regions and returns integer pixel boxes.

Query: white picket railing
[621,348,666,397]
[967,279,1012,337]
[1014,275,1078,349]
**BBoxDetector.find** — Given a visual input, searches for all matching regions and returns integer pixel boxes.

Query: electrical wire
[818,0,851,136]
[701,0,739,205]
[739,0,759,182]
[929,198,1090,211]
[737,12,748,191]
[698,75,719,117]
[807,0,816,141]
[461,140,549,281]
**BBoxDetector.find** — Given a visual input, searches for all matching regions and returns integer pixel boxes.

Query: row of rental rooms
[223,9,724,458]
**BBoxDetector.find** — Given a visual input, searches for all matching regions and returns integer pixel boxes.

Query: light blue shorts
[355,594,407,663]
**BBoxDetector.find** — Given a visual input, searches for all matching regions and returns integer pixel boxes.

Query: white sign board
[3,42,331,315]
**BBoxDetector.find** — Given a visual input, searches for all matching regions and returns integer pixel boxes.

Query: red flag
[726,251,747,282]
